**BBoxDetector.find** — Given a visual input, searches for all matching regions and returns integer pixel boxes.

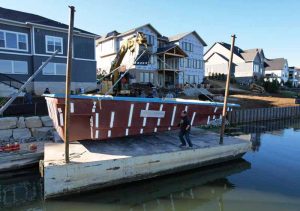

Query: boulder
[13,128,32,140]
[25,116,42,128]
[31,127,53,140]
[17,116,26,128]
[0,129,13,140]
[41,116,53,127]
[0,117,18,129]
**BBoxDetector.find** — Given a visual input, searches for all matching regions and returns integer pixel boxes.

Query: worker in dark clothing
[178,110,193,148]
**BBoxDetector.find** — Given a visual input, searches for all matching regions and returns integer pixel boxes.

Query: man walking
[178,110,193,148]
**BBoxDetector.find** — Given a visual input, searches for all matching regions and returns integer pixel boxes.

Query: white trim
[154,127,157,132]
[0,29,29,52]
[0,59,28,74]
[207,116,210,125]
[125,128,129,136]
[0,19,29,28]
[0,51,31,56]
[70,102,74,113]
[110,112,115,128]
[26,22,97,38]
[108,130,111,137]
[32,26,35,54]
[33,53,96,61]
[140,128,143,134]
[45,35,63,55]
[157,104,164,126]
[191,112,196,126]
[95,113,99,128]
[142,103,150,127]
[42,62,66,76]
[95,130,99,139]
[128,104,134,127]
[171,106,177,126]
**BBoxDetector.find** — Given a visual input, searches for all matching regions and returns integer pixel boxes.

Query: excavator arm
[110,32,149,91]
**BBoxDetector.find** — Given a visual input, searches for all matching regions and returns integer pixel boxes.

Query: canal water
[1,119,300,211]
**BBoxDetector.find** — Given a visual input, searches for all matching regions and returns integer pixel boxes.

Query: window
[0,30,28,51]
[140,72,154,83]
[43,62,66,75]
[46,36,63,54]
[182,42,193,52]
[145,34,155,46]
[188,75,197,84]
[0,59,28,74]
[186,59,193,68]
[180,58,184,67]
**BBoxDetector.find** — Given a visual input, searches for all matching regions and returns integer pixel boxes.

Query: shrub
[263,79,280,93]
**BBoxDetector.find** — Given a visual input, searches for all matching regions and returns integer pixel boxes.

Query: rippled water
[1,119,300,211]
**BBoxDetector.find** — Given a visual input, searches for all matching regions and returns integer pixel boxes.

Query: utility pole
[220,34,236,144]
[64,6,75,163]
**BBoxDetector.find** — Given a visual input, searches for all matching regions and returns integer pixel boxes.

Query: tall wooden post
[220,34,236,144]
[163,53,166,88]
[64,6,75,163]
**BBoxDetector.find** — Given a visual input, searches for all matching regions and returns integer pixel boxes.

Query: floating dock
[42,128,251,199]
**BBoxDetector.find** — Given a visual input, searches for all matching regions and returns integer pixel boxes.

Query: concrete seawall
[43,128,251,199]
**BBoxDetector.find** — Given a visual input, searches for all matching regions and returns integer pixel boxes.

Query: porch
[156,44,187,88]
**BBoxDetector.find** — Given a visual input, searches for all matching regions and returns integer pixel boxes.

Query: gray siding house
[0,7,98,95]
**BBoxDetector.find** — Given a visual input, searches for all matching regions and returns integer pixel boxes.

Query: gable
[206,53,229,64]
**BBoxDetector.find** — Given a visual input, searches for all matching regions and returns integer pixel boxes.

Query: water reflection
[0,168,42,210]
[0,159,250,210]
[227,118,300,151]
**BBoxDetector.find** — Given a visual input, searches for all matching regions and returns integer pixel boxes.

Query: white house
[264,58,289,84]
[96,24,207,88]
[204,42,265,82]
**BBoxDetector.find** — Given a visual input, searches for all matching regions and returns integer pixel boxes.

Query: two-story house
[264,58,289,84]
[96,24,207,88]
[204,42,265,83]
[0,7,98,95]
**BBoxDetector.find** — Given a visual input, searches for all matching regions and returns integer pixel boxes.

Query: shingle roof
[265,58,286,70]
[0,7,97,36]
[218,42,244,59]
[241,50,259,62]
[168,31,207,46]
[97,23,162,42]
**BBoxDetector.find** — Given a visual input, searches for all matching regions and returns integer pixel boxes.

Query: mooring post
[220,34,236,144]
[64,6,75,163]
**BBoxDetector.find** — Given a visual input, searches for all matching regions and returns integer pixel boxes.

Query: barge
[44,94,239,141]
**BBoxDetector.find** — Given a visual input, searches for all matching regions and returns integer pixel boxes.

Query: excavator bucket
[134,50,151,65]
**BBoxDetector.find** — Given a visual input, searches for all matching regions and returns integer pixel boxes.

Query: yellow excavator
[109,32,150,95]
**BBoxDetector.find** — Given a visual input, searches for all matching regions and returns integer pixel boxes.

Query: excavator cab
[110,32,151,95]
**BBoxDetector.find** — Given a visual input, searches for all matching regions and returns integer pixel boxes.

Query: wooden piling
[64,6,75,163]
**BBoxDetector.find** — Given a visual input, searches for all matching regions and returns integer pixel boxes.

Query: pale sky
[1,0,299,66]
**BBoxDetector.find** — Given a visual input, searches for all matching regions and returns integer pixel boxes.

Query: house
[264,58,289,84]
[96,24,207,88]
[204,42,265,82]
[0,7,98,95]
[288,66,299,87]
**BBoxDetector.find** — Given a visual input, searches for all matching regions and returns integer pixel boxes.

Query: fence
[228,106,300,124]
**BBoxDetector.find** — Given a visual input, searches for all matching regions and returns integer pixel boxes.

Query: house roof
[156,44,188,57]
[265,58,286,70]
[0,7,97,36]
[241,50,259,62]
[98,23,162,42]
[205,52,229,62]
[168,31,207,46]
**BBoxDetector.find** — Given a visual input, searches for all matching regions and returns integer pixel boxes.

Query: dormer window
[46,36,63,54]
